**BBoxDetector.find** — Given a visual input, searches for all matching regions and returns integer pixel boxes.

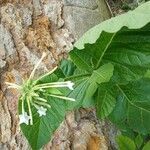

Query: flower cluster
[6,53,75,125]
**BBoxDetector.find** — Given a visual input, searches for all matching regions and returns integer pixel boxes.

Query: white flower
[34,81,75,90]
[66,81,74,90]
[19,112,31,125]
[48,94,75,101]
[37,106,47,117]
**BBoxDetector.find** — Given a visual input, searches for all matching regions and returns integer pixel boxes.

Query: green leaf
[143,141,150,150]
[85,63,114,98]
[95,84,116,119]
[66,78,90,109]
[109,94,127,124]
[90,63,114,84]
[109,94,135,137]
[109,78,150,135]
[59,59,76,77]
[59,62,114,110]
[85,81,98,99]
[70,2,150,82]
[20,96,68,150]
[117,135,136,150]
[64,76,95,110]
[82,96,95,108]
[65,63,114,109]
[116,78,150,134]
[69,48,95,72]
[70,32,115,71]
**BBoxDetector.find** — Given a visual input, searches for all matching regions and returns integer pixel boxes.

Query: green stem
[27,96,33,125]
[21,96,25,114]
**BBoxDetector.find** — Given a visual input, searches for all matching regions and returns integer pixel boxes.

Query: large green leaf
[116,78,150,134]
[70,2,150,82]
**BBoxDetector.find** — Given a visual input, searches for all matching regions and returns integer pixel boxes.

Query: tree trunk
[0,0,118,149]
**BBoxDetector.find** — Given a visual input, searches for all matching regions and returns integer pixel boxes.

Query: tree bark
[0,0,117,149]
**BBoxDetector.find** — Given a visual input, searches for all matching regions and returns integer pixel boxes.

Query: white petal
[19,112,31,125]
[67,81,74,90]
[37,106,47,117]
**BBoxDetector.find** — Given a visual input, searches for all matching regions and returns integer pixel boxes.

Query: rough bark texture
[0,0,118,149]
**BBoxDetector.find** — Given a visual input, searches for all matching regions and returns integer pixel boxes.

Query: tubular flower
[6,53,75,125]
